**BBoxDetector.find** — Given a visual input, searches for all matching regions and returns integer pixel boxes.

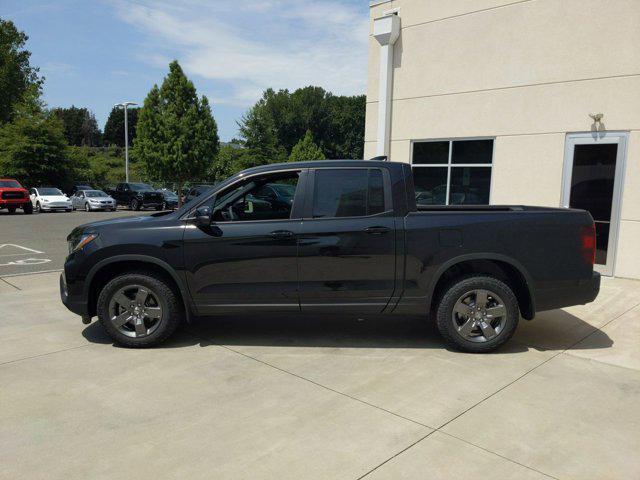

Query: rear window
[0,180,21,188]
[312,169,386,218]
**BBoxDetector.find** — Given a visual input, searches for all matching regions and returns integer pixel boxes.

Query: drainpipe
[373,14,400,159]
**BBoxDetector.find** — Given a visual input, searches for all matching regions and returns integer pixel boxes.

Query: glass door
[562,132,627,276]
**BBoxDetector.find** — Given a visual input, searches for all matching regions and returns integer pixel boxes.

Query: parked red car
[0,178,32,214]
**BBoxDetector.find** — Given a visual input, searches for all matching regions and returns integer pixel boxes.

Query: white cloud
[109,0,368,107]
[41,61,76,77]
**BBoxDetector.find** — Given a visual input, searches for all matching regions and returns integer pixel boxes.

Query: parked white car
[71,189,116,211]
[29,187,72,213]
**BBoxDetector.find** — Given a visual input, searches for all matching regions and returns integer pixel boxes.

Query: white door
[562,132,628,276]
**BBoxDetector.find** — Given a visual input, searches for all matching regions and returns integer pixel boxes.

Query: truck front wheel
[96,272,183,348]
[436,275,519,353]
[23,202,33,214]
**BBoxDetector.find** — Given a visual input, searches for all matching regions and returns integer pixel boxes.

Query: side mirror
[194,205,212,227]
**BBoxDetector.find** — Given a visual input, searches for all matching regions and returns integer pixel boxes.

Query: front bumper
[60,271,88,317]
[42,203,72,211]
[0,199,29,207]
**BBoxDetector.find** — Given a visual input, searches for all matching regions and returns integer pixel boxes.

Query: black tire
[130,198,139,211]
[23,202,33,214]
[97,272,183,348]
[436,275,519,353]
[35,201,41,213]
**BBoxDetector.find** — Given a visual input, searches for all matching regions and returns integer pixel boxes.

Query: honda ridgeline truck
[61,161,600,352]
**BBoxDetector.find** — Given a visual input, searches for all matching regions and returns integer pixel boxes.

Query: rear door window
[312,169,387,218]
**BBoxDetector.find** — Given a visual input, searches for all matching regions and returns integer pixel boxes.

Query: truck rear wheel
[436,275,519,353]
[97,272,183,348]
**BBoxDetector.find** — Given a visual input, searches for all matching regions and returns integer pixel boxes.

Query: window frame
[410,137,495,206]
[303,167,393,220]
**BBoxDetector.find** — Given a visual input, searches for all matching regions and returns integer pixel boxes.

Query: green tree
[238,86,365,162]
[238,98,287,168]
[288,130,325,162]
[325,95,366,159]
[103,106,140,147]
[50,106,102,146]
[0,19,43,123]
[208,141,241,181]
[134,61,219,206]
[0,112,73,189]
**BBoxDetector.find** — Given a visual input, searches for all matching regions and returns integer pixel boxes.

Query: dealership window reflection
[412,139,493,205]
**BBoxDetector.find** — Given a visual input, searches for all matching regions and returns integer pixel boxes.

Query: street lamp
[114,101,138,182]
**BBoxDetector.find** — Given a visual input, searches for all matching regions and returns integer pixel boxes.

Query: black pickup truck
[109,182,164,210]
[61,160,600,352]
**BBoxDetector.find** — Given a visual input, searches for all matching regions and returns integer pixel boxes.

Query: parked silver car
[71,190,116,212]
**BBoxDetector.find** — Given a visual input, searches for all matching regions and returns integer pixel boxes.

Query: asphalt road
[0,208,146,276]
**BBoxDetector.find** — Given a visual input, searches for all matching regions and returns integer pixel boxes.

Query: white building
[365,0,640,279]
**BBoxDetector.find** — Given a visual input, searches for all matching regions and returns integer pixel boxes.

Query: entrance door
[562,132,627,276]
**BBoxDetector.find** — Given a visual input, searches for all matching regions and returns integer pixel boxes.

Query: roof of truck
[240,159,396,176]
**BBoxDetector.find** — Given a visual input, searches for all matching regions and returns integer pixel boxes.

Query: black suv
[109,182,163,210]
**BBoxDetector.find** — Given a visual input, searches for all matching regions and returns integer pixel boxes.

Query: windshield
[130,183,154,191]
[0,180,21,188]
[86,190,107,197]
[164,192,178,199]
[39,188,63,195]
[270,184,296,198]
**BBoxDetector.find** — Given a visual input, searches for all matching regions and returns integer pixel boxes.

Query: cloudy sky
[2,0,369,140]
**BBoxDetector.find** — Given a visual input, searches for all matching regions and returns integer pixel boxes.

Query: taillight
[580,224,596,265]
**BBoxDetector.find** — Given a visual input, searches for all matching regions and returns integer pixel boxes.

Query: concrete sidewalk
[1,272,639,479]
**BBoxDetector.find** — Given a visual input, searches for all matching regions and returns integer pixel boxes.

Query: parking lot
[1,211,640,479]
[0,209,143,276]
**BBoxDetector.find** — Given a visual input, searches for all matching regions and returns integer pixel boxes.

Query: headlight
[43,199,50,203]
[68,233,98,253]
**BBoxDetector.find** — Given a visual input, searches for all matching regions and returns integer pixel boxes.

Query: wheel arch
[85,255,193,322]
[427,253,535,320]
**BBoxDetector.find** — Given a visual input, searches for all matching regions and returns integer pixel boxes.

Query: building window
[412,138,493,205]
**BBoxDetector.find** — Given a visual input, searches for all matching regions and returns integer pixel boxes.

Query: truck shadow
[82,308,613,353]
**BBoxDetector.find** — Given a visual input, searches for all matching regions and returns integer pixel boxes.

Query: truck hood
[0,187,27,193]
[78,214,158,231]
[40,195,70,201]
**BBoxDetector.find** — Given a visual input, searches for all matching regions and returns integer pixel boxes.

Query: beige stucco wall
[366,0,640,278]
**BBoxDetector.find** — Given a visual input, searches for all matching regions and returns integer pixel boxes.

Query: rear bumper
[535,271,601,313]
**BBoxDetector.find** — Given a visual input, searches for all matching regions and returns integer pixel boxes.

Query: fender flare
[84,254,193,321]
[425,252,536,317]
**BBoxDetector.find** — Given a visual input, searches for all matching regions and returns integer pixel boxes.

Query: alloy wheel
[108,284,163,338]
[451,289,507,343]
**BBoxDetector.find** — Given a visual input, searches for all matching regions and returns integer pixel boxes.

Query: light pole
[114,101,137,182]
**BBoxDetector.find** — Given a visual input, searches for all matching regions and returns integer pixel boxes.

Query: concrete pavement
[1,272,639,479]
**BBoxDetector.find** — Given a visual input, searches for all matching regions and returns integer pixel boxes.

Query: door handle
[271,230,295,239]
[364,226,391,235]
